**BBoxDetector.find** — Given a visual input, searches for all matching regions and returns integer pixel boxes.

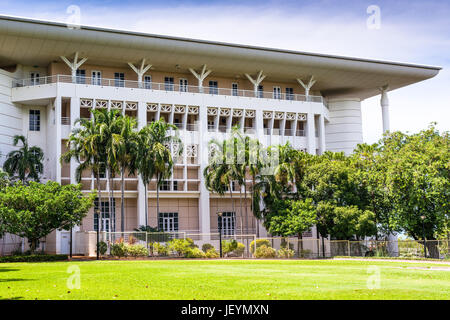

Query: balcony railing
[13,74,324,104]
[61,117,70,125]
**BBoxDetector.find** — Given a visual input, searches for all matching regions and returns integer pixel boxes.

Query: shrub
[0,254,68,263]
[97,241,107,256]
[110,242,126,258]
[153,243,169,256]
[205,248,219,258]
[168,238,196,256]
[185,247,206,258]
[299,249,312,258]
[254,245,277,258]
[202,243,214,252]
[125,244,149,258]
[222,240,238,256]
[277,247,295,258]
[250,239,271,254]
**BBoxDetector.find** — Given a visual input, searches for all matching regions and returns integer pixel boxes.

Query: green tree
[3,135,43,183]
[380,124,449,258]
[116,116,138,232]
[0,181,95,252]
[137,120,182,226]
[96,109,124,232]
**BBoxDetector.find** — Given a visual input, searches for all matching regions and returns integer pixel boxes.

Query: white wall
[325,98,363,155]
[0,69,23,166]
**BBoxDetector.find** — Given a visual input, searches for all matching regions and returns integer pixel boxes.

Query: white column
[137,101,147,226]
[380,86,390,132]
[318,114,326,154]
[306,112,316,154]
[55,96,62,183]
[198,105,211,237]
[69,97,80,183]
[324,98,363,155]
[255,110,264,138]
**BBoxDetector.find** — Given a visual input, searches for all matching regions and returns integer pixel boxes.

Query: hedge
[0,254,68,263]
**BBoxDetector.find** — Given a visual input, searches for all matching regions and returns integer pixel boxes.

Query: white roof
[0,15,441,100]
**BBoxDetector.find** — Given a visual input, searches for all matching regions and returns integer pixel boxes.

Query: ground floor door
[60,231,70,254]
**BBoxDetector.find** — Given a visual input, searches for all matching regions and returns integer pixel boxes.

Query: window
[179,78,188,92]
[286,87,294,100]
[257,85,264,98]
[30,72,40,85]
[209,80,218,95]
[29,110,40,131]
[219,212,235,235]
[76,69,86,84]
[273,86,281,99]
[92,71,102,85]
[159,181,170,191]
[114,72,125,87]
[173,181,178,191]
[164,77,174,91]
[158,212,178,232]
[232,83,238,96]
[144,75,152,89]
[93,198,116,232]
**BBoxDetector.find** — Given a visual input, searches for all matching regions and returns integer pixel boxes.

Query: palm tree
[60,111,106,260]
[96,109,124,233]
[3,135,43,183]
[137,120,182,227]
[204,136,242,235]
[116,116,138,232]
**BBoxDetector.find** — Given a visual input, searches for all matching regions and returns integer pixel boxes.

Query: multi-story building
[0,15,441,255]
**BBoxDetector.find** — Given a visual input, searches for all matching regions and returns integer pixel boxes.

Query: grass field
[0,259,449,300]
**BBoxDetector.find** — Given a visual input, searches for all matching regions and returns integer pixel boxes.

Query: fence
[2,231,449,260]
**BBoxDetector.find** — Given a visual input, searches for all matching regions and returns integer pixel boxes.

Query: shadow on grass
[0,268,20,272]
[0,296,24,300]
[0,278,33,283]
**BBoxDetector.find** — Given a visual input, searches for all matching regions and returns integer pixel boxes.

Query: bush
[0,254,68,263]
[168,238,196,256]
[125,244,149,258]
[299,249,312,258]
[110,242,126,258]
[97,241,107,256]
[202,243,214,253]
[185,247,206,258]
[277,247,295,258]
[205,248,219,258]
[254,245,277,258]
[250,239,271,254]
[221,240,245,257]
[153,243,169,256]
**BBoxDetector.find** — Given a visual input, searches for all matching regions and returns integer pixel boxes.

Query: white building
[0,15,441,255]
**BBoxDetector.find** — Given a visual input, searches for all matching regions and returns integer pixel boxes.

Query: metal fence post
[347,240,350,256]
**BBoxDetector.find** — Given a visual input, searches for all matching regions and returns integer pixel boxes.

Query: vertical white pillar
[318,114,326,154]
[137,101,147,226]
[55,96,62,183]
[69,97,80,183]
[380,88,390,132]
[306,112,316,154]
[198,104,211,237]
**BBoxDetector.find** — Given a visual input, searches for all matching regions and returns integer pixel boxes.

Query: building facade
[0,16,440,255]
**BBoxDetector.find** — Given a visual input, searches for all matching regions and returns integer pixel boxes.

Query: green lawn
[0,259,449,300]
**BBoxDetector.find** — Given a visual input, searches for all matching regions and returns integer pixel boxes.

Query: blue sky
[1,0,449,143]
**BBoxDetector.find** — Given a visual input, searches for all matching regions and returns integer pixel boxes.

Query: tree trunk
[298,233,303,258]
[144,183,148,227]
[239,186,244,242]
[243,178,249,235]
[96,171,102,260]
[120,165,125,233]
[425,241,440,259]
[108,168,115,233]
[229,186,235,236]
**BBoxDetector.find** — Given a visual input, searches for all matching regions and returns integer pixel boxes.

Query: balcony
[12,75,324,104]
